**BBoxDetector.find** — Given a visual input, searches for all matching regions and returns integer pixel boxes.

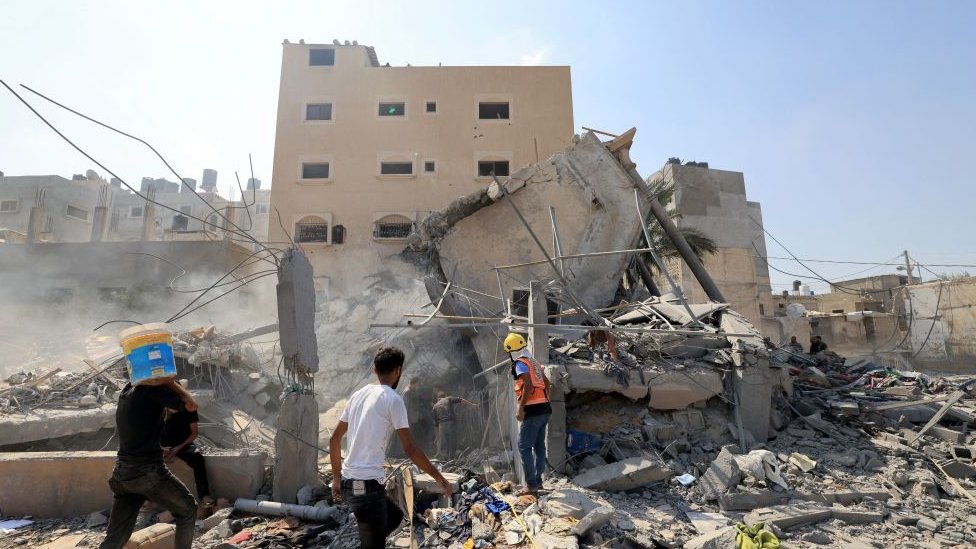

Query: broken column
[26,188,46,243]
[273,248,320,503]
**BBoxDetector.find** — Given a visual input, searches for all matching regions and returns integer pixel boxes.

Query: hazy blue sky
[2,1,974,291]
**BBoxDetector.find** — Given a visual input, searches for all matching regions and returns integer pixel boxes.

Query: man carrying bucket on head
[100,325,199,549]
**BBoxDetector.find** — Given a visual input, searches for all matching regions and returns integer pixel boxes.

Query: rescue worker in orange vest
[504,332,552,495]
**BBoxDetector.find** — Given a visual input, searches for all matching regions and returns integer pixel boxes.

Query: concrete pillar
[90,206,108,242]
[222,205,236,240]
[734,356,772,444]
[141,205,156,241]
[273,392,319,503]
[26,206,44,243]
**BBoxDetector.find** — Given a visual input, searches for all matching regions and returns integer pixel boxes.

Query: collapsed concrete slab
[646,367,724,410]
[0,451,266,517]
[563,362,648,400]
[572,456,672,491]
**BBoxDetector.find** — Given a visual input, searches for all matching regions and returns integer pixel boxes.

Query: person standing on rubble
[99,379,199,549]
[809,335,828,355]
[161,381,212,506]
[432,389,478,459]
[330,346,453,549]
[504,332,552,496]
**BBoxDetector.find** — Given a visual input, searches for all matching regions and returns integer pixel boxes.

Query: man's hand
[162,447,178,461]
[437,476,454,500]
[331,477,342,502]
[516,408,525,422]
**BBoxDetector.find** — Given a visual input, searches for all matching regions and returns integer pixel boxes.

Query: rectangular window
[378,102,405,117]
[380,162,413,175]
[171,215,188,230]
[478,160,510,177]
[306,103,333,121]
[302,162,330,179]
[0,200,18,212]
[309,48,335,66]
[375,222,413,239]
[255,204,269,214]
[424,161,436,173]
[129,206,144,218]
[296,222,329,243]
[425,101,437,113]
[66,205,90,221]
[479,102,510,119]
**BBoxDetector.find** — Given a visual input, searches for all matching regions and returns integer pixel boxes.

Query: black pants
[175,444,210,499]
[99,461,197,549]
[341,478,404,549]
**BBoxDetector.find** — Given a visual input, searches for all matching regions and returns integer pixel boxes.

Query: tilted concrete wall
[0,451,267,518]
[907,278,976,372]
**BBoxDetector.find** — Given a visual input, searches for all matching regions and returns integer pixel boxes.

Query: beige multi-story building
[268,41,574,291]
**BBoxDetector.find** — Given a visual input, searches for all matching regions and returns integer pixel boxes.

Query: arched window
[373,214,413,240]
[295,215,329,243]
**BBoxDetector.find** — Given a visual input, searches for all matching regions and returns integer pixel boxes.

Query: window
[306,103,333,121]
[479,102,510,120]
[206,213,220,230]
[171,215,189,230]
[129,206,144,218]
[425,101,437,113]
[302,162,330,179]
[0,200,18,213]
[332,224,345,244]
[380,162,413,175]
[309,48,335,66]
[295,215,329,243]
[255,204,269,215]
[66,205,90,221]
[424,161,436,173]
[478,160,510,177]
[373,215,414,240]
[378,102,405,117]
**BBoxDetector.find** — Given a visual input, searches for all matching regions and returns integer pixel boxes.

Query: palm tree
[638,178,717,273]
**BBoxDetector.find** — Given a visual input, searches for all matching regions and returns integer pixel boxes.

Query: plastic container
[119,323,177,385]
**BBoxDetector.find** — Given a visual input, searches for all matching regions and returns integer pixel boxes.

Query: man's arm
[164,380,198,412]
[329,421,348,500]
[396,428,453,498]
[517,373,532,421]
[164,419,198,459]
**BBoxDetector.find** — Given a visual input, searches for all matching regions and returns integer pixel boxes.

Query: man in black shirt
[99,380,199,549]
[431,390,477,459]
[162,405,211,503]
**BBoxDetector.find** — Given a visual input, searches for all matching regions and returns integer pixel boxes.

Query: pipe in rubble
[233,498,336,522]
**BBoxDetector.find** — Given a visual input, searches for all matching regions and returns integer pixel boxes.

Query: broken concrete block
[718,489,785,511]
[744,504,832,531]
[570,506,614,535]
[254,392,272,407]
[563,363,648,400]
[699,445,742,501]
[572,456,672,491]
[198,508,233,532]
[123,523,176,549]
[683,526,738,549]
[541,489,599,520]
[939,459,976,479]
[831,507,885,525]
[246,376,270,396]
[578,453,607,471]
[916,516,941,532]
[646,368,723,410]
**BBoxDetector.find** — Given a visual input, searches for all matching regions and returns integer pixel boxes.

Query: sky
[2,0,974,293]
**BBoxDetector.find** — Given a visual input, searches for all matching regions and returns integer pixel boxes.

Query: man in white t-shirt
[329,347,452,549]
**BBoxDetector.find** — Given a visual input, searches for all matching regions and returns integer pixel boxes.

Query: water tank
[246,178,261,190]
[792,280,802,292]
[800,284,811,296]
[201,169,218,189]
[182,178,197,192]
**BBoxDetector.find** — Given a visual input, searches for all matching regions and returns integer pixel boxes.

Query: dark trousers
[518,412,551,490]
[99,461,197,549]
[175,444,210,499]
[436,419,457,459]
[341,479,404,549]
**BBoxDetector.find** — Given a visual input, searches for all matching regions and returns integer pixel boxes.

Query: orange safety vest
[513,356,549,406]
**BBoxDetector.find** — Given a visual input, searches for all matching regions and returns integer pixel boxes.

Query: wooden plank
[908,391,966,445]
[862,394,950,412]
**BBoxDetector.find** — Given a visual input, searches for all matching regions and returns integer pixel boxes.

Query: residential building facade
[267,41,574,290]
